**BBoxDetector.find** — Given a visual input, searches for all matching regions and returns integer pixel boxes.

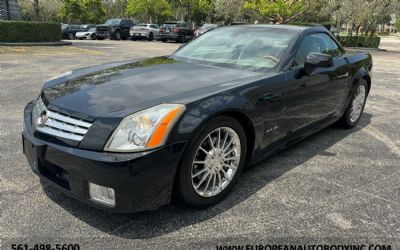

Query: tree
[126,0,173,24]
[33,0,39,20]
[295,1,331,24]
[19,0,63,22]
[214,0,244,24]
[59,0,83,23]
[102,0,128,19]
[190,0,214,24]
[80,0,106,23]
[243,0,316,24]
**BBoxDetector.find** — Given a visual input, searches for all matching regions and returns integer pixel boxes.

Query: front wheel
[91,34,96,40]
[114,31,121,40]
[338,80,368,128]
[175,116,247,208]
[68,33,75,40]
[148,32,154,41]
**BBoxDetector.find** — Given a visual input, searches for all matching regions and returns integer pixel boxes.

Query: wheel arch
[363,74,371,94]
[170,108,256,201]
[204,110,255,167]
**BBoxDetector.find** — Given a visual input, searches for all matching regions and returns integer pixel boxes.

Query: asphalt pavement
[0,38,399,249]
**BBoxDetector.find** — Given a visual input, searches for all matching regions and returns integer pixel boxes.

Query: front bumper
[22,103,187,213]
[76,35,90,39]
[96,31,112,39]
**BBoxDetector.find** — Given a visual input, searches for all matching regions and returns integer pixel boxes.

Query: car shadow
[41,113,372,239]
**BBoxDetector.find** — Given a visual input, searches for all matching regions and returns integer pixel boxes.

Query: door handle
[254,93,282,104]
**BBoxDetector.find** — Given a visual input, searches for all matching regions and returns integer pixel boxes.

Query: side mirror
[304,52,333,75]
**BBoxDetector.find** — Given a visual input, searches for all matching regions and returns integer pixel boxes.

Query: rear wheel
[161,39,167,43]
[338,80,368,128]
[68,33,75,40]
[179,34,186,43]
[176,116,247,208]
[91,34,96,40]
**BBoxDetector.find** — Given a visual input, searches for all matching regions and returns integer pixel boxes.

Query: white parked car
[130,24,159,41]
[75,28,97,40]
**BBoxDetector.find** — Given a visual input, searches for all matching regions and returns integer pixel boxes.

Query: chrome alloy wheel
[191,127,241,197]
[350,85,366,123]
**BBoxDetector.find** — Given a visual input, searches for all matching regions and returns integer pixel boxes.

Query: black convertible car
[23,25,372,212]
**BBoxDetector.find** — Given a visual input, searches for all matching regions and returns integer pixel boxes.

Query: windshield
[88,28,96,32]
[173,27,296,71]
[105,19,121,25]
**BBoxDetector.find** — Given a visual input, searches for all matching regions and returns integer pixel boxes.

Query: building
[0,0,21,20]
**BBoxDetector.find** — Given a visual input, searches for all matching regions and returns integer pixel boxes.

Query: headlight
[104,104,185,152]
[31,97,46,130]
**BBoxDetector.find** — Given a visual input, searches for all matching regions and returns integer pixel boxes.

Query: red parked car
[159,21,194,43]
[194,23,219,37]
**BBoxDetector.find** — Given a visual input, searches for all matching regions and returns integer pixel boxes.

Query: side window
[328,38,342,57]
[179,22,187,28]
[126,20,134,26]
[294,33,335,67]
[151,24,158,29]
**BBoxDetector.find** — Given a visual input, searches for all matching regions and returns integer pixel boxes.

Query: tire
[175,116,247,208]
[148,32,154,41]
[68,33,75,40]
[114,30,121,40]
[161,39,167,43]
[179,34,186,43]
[91,34,96,40]
[338,80,368,129]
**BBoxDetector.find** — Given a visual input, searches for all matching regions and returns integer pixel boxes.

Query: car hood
[97,24,113,28]
[42,57,263,121]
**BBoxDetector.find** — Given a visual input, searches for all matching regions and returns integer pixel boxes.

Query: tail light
[173,27,181,33]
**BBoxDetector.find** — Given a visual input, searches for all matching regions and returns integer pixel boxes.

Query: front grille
[96,26,110,32]
[33,98,92,142]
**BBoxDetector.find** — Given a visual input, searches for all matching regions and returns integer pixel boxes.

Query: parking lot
[1,38,400,249]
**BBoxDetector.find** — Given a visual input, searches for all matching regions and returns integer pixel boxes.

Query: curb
[0,41,72,46]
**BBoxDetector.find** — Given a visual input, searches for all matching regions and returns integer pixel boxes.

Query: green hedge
[337,36,381,48]
[0,21,61,42]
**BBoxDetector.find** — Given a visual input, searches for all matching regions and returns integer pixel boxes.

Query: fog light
[89,183,115,207]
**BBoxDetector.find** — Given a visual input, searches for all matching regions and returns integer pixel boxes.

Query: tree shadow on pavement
[42,113,372,239]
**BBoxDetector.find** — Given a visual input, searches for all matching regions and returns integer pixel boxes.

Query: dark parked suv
[96,19,135,40]
[62,25,86,40]
[159,21,193,43]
